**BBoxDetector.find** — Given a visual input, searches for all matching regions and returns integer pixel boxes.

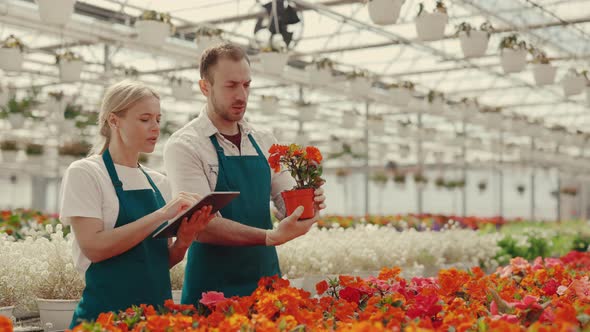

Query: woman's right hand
[157,192,199,221]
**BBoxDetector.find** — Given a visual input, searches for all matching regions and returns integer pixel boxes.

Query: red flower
[542,279,560,296]
[200,291,227,307]
[339,286,362,304]
[0,315,12,332]
[305,146,322,163]
[316,280,329,295]
[406,295,442,319]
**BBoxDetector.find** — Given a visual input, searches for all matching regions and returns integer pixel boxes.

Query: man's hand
[265,206,319,246]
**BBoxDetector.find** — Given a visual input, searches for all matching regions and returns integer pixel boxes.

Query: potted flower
[170,77,193,100]
[434,176,446,189]
[1,140,19,163]
[371,171,389,188]
[135,10,174,45]
[456,22,493,58]
[499,34,528,74]
[56,51,84,82]
[258,44,289,75]
[389,81,414,107]
[413,172,428,190]
[2,94,37,129]
[516,184,526,195]
[393,172,406,188]
[530,47,557,86]
[415,1,448,42]
[268,144,324,220]
[346,69,372,95]
[195,27,223,54]
[307,58,334,86]
[25,142,44,164]
[259,95,279,114]
[367,0,405,25]
[36,0,76,26]
[561,68,586,97]
[477,180,487,193]
[0,35,25,72]
[368,114,385,136]
[426,90,445,113]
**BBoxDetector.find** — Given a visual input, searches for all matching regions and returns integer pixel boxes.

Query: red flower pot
[281,188,315,220]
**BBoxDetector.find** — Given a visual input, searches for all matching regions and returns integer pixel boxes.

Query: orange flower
[316,280,329,295]
[305,146,323,163]
[0,315,12,332]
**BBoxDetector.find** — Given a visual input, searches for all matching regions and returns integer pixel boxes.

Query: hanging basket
[348,77,372,95]
[136,20,171,45]
[0,48,24,72]
[259,52,289,76]
[37,0,76,25]
[59,59,84,82]
[500,49,527,74]
[307,67,333,86]
[390,87,412,107]
[415,12,448,41]
[532,64,557,86]
[459,30,489,58]
[171,79,194,100]
[368,0,405,25]
[562,75,586,96]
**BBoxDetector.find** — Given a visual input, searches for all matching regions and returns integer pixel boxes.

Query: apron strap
[247,134,266,159]
[102,149,124,196]
[209,135,226,160]
[139,166,164,199]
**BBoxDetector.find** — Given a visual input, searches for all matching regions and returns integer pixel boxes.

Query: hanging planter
[516,184,526,196]
[195,28,223,55]
[57,51,84,83]
[347,70,372,95]
[367,0,405,25]
[37,0,76,25]
[258,48,289,75]
[0,35,25,72]
[170,77,194,100]
[25,142,44,165]
[529,47,556,86]
[259,95,279,114]
[415,2,448,42]
[426,90,445,114]
[0,140,19,163]
[389,81,414,107]
[307,58,334,86]
[413,172,428,190]
[370,171,389,189]
[393,173,406,188]
[499,34,528,74]
[47,91,67,120]
[477,180,487,193]
[456,22,493,58]
[561,69,586,97]
[135,11,173,46]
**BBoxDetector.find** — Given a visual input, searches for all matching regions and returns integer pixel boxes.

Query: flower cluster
[268,144,324,189]
[0,209,68,240]
[70,251,590,331]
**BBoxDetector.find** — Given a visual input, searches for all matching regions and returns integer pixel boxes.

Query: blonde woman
[59,80,214,327]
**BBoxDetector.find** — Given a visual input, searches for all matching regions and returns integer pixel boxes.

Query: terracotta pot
[281,188,315,220]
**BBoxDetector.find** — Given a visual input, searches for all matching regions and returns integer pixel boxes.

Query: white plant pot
[586,87,590,107]
[368,0,404,25]
[171,80,194,100]
[428,98,445,114]
[1,151,18,163]
[59,60,84,83]
[390,88,412,107]
[37,298,79,332]
[415,12,448,41]
[172,290,182,303]
[341,113,356,129]
[562,76,586,96]
[0,48,24,72]
[8,113,25,129]
[196,36,223,55]
[47,99,67,118]
[532,64,557,86]
[259,52,289,75]
[26,154,44,166]
[0,305,14,319]
[348,78,372,95]
[308,67,333,86]
[459,30,489,58]
[500,49,527,74]
[136,20,170,46]
[37,0,76,25]
[299,106,316,122]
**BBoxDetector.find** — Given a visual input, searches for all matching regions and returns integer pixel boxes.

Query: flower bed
[317,214,508,230]
[68,251,590,331]
[0,209,68,239]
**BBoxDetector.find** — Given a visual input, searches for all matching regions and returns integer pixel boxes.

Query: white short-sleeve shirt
[59,154,172,276]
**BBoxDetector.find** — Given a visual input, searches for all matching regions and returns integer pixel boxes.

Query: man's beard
[210,90,246,122]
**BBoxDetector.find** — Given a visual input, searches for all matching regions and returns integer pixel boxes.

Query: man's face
[205,57,251,122]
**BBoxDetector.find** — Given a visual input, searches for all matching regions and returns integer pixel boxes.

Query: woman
[59,80,213,328]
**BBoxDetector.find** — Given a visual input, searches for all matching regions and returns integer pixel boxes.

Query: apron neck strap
[247,134,265,158]
[138,166,163,197]
[209,133,265,159]
[102,149,124,194]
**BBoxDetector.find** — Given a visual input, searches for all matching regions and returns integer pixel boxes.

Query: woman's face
[112,95,161,153]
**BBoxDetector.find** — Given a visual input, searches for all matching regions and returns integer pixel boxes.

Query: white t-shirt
[59,155,172,276]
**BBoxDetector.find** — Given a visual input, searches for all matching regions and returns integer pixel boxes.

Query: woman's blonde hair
[90,80,160,155]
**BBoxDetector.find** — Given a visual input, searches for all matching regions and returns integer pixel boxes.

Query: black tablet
[152,191,240,238]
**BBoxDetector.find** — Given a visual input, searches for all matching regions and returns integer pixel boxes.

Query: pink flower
[510,295,542,310]
[200,291,227,307]
[539,307,555,324]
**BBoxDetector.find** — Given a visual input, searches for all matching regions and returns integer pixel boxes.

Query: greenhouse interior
[2,0,590,331]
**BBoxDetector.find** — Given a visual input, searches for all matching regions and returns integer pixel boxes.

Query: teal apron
[70,149,172,327]
[181,134,280,304]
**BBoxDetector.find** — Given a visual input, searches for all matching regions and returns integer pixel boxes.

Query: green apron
[70,150,171,328]
[181,134,280,304]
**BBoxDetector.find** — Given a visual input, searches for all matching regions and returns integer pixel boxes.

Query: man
[163,43,326,304]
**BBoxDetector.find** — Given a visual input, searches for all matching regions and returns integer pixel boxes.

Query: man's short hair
[199,42,250,83]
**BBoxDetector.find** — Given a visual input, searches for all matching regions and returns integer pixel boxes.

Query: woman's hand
[157,192,199,221]
[175,205,215,247]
